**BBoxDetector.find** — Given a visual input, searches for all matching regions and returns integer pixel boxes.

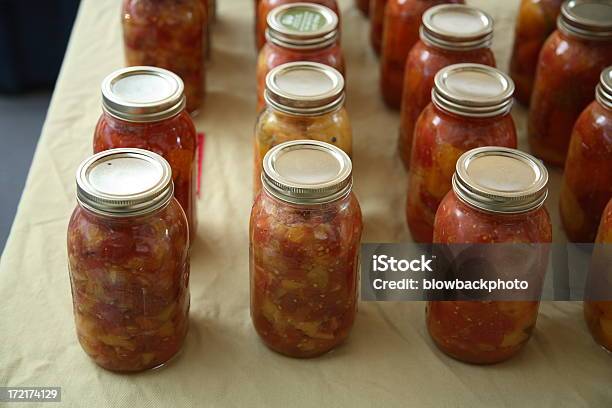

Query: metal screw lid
[432,63,515,118]
[452,147,549,214]
[264,62,345,116]
[596,66,612,109]
[101,66,186,123]
[558,0,612,41]
[420,4,494,51]
[266,3,339,50]
[262,140,353,205]
[76,148,174,217]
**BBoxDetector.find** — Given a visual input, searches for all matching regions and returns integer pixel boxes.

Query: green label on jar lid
[279,7,327,33]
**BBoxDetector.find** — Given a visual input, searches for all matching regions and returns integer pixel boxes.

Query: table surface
[1,0,611,407]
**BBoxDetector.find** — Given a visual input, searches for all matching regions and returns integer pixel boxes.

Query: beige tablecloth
[1,0,611,406]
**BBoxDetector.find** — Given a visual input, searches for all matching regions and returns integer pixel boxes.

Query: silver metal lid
[264,62,345,116]
[266,3,339,50]
[452,147,549,214]
[432,63,515,118]
[101,66,186,123]
[596,66,612,109]
[420,4,493,51]
[558,0,612,41]
[262,140,353,205]
[76,148,174,217]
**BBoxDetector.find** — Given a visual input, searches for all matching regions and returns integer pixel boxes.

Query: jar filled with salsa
[509,0,563,105]
[430,147,552,364]
[380,0,464,109]
[398,4,495,168]
[528,0,612,166]
[356,0,369,16]
[93,67,198,241]
[406,64,517,243]
[256,0,340,50]
[257,3,344,111]
[67,148,190,372]
[250,140,363,358]
[254,62,351,195]
[560,66,612,243]
[370,0,388,55]
[122,0,205,114]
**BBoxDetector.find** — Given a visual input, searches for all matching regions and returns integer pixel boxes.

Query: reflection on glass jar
[254,62,351,196]
[257,3,344,111]
[67,149,190,372]
[528,0,612,166]
[430,147,552,364]
[370,0,388,55]
[509,0,563,106]
[398,4,495,168]
[250,140,363,358]
[406,64,517,243]
[93,67,198,241]
[560,67,612,243]
[380,0,464,109]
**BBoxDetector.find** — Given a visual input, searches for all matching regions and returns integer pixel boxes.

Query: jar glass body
[398,40,496,168]
[528,30,612,166]
[67,199,190,372]
[380,0,464,108]
[253,107,352,195]
[356,0,369,15]
[429,192,552,364]
[256,42,345,111]
[256,0,340,50]
[370,0,388,55]
[93,111,198,240]
[406,104,517,243]
[122,0,205,114]
[250,189,363,357]
[560,101,612,243]
[584,199,612,352]
[509,0,563,105]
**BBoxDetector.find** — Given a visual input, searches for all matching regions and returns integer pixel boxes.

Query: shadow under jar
[256,0,340,50]
[509,0,563,106]
[257,3,344,111]
[93,67,198,242]
[406,64,517,244]
[254,62,351,196]
[560,66,612,243]
[398,4,495,169]
[430,147,552,364]
[122,0,205,114]
[527,0,612,167]
[250,140,363,358]
[67,148,190,372]
[380,0,464,109]
[370,0,388,55]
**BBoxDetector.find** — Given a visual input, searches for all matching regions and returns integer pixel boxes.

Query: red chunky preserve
[370,0,388,55]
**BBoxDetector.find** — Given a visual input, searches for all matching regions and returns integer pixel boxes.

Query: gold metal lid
[452,147,549,214]
[266,3,339,50]
[596,66,612,109]
[262,140,353,205]
[421,4,493,51]
[558,0,612,40]
[432,63,514,118]
[264,62,345,116]
[76,148,174,217]
[101,66,186,123]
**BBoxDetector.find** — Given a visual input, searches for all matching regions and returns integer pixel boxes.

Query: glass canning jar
[430,147,552,364]
[93,67,198,241]
[370,0,388,55]
[256,0,340,50]
[528,0,612,166]
[254,62,351,195]
[560,66,612,243]
[509,0,563,105]
[67,148,190,372]
[380,0,464,109]
[257,3,344,111]
[398,4,495,168]
[356,0,369,15]
[250,140,363,358]
[122,0,205,114]
[406,64,517,243]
